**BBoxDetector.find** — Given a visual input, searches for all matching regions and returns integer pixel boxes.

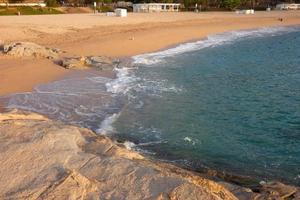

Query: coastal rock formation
[220,181,300,200]
[0,109,237,200]
[259,182,300,199]
[0,42,118,71]
[3,42,60,59]
[59,56,119,70]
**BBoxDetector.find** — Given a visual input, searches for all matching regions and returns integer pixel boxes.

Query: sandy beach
[0,11,300,96]
[0,56,67,96]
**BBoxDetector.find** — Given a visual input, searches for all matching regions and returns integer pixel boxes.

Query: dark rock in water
[294,190,300,199]
[60,56,86,69]
[3,42,60,59]
[219,182,259,200]
[86,56,119,70]
[60,56,119,70]
[258,181,299,199]
[219,180,300,200]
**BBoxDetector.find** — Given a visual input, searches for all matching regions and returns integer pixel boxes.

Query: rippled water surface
[7,26,300,185]
[113,26,300,185]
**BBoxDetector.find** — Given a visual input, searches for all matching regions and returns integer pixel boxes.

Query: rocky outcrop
[59,56,119,70]
[220,181,300,200]
[0,42,118,71]
[259,181,300,199]
[3,42,60,59]
[0,109,238,200]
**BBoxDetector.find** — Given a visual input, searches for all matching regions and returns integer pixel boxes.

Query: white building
[133,3,180,13]
[276,3,300,10]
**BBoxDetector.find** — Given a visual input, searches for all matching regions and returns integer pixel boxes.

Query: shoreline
[1,12,300,96]
[2,12,300,57]
[0,56,69,97]
[101,24,300,188]
[36,11,300,57]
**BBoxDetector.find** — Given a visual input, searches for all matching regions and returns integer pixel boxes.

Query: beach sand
[0,56,67,96]
[0,11,300,96]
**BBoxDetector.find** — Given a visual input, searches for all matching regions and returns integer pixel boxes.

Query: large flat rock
[0,110,237,200]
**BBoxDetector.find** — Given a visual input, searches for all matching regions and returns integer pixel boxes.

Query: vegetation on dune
[0,7,63,15]
[2,0,299,13]
[41,0,299,12]
[96,5,114,12]
[45,0,60,7]
[221,0,241,9]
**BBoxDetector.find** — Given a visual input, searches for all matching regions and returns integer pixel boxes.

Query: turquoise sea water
[7,26,300,186]
[110,26,300,185]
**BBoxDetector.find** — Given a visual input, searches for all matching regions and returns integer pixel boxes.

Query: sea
[6,25,300,186]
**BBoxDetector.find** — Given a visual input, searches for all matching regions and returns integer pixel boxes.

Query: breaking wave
[6,73,123,131]
[133,26,299,65]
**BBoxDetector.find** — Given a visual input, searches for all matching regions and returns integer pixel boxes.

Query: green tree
[8,0,24,3]
[45,0,59,7]
[222,0,240,9]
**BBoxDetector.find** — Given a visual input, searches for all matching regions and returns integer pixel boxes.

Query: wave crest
[133,26,299,65]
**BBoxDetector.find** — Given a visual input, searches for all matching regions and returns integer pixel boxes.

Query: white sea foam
[183,137,197,145]
[106,67,139,95]
[96,113,120,135]
[105,66,182,100]
[137,140,168,146]
[7,75,120,130]
[133,26,299,65]
[184,137,192,142]
[123,141,136,150]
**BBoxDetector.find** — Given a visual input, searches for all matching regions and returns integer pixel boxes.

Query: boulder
[3,42,60,59]
[60,56,86,69]
[219,182,259,200]
[258,181,299,199]
[220,180,300,200]
[60,56,119,70]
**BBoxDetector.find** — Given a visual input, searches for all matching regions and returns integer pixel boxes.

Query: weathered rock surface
[0,109,238,200]
[0,42,118,71]
[207,171,300,200]
[258,181,300,199]
[3,42,60,59]
[60,56,119,70]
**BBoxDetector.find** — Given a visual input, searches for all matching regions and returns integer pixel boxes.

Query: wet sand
[0,56,68,96]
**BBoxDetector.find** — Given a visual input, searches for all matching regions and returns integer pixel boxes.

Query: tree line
[8,0,300,11]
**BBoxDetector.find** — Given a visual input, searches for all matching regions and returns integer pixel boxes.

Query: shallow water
[7,26,300,186]
[6,70,124,131]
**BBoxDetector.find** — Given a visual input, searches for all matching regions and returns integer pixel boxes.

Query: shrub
[97,5,114,12]
[222,0,241,10]
[0,7,63,15]
[45,0,59,7]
